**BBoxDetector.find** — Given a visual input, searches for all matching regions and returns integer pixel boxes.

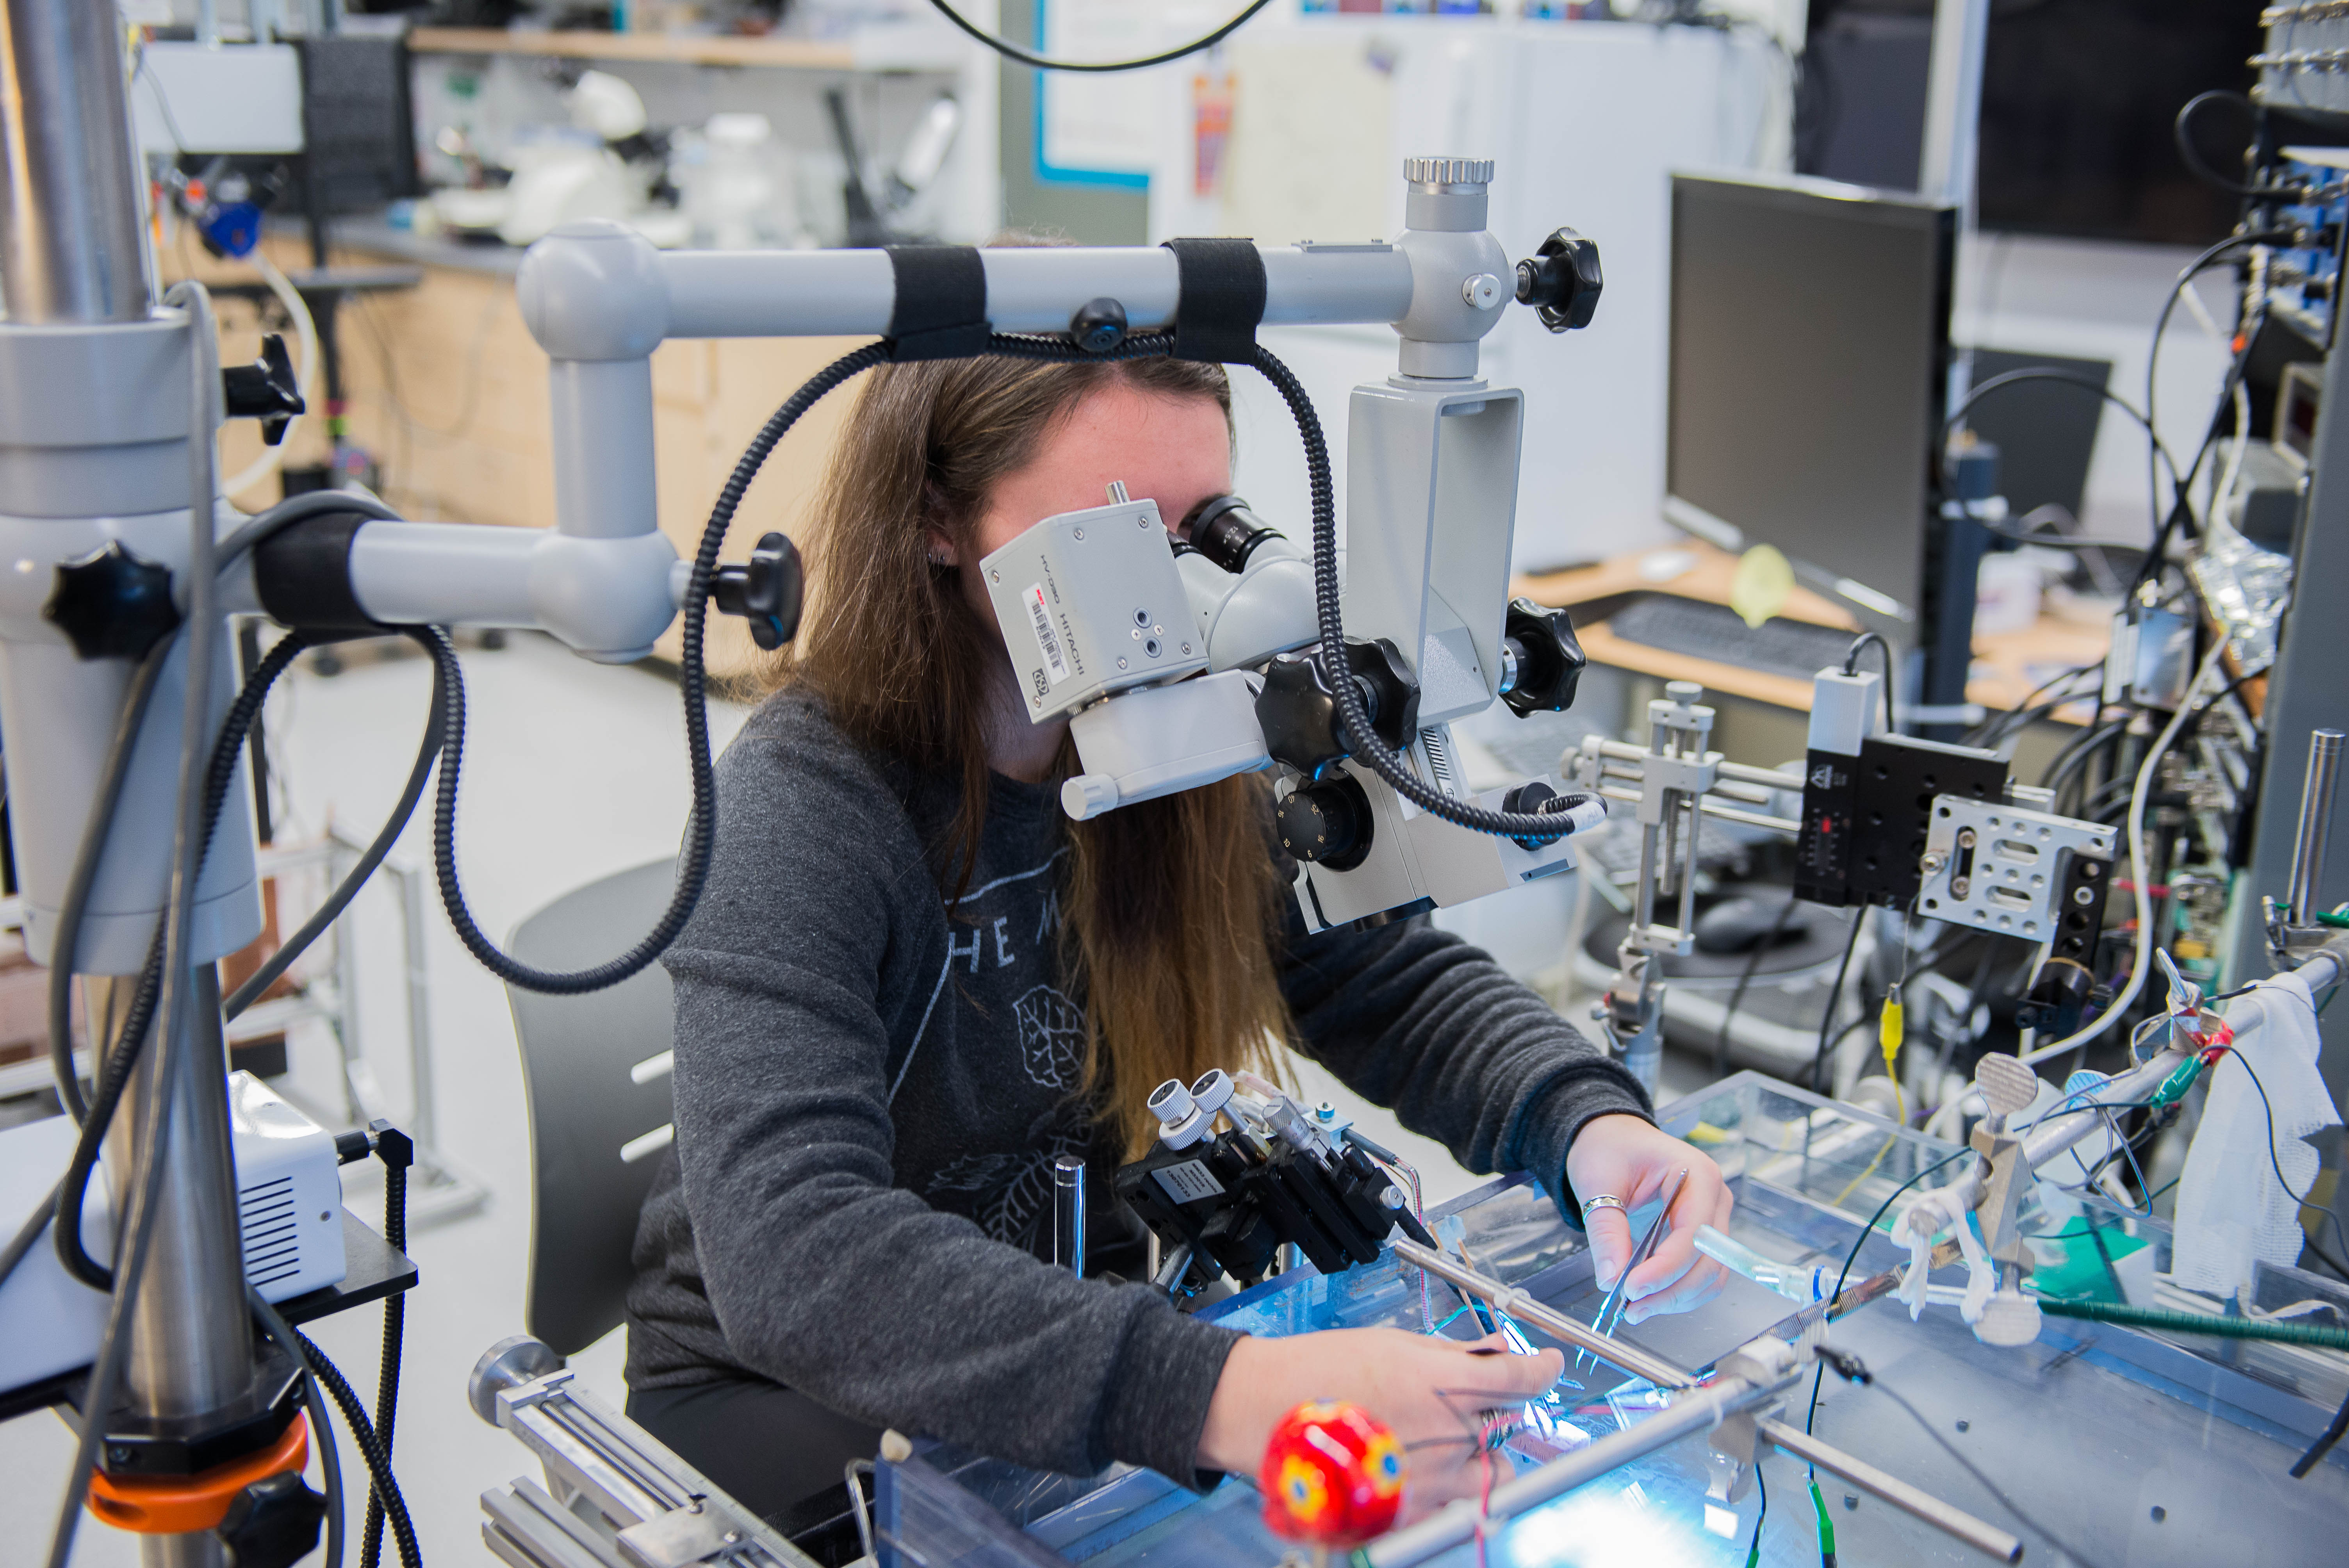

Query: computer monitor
[1663,171,1957,647]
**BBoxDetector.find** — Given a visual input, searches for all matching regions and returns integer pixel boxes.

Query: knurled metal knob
[1403,156,1494,189]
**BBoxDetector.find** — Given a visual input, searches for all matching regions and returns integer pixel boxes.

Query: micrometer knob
[1515,227,1603,333]
[1276,775,1374,873]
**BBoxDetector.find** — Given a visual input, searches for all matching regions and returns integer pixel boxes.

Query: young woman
[624,349,1733,1540]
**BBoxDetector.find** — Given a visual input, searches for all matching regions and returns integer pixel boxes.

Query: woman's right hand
[1197,1328,1565,1517]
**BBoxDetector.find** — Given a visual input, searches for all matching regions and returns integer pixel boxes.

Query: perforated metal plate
[1917,796,2115,950]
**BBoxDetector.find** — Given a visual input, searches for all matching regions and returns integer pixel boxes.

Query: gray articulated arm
[222,211,1520,662]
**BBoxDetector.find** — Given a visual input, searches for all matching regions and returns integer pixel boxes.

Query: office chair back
[504,858,681,1356]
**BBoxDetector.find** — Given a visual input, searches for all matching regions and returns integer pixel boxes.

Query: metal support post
[103,966,254,1568]
[0,0,152,323]
[2288,728,2344,923]
[1053,1155,1085,1276]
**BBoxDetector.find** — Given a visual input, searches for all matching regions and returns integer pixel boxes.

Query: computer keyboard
[1603,594,1859,683]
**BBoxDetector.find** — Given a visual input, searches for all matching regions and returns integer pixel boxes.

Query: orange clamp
[87,1411,310,1536]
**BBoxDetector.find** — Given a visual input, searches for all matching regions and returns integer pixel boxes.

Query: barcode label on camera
[1026,583,1071,685]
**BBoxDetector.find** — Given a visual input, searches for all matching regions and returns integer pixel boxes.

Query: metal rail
[1362,1375,1769,1567]
[1389,1239,2025,1563]
[1391,1238,1691,1389]
[1759,1418,2023,1562]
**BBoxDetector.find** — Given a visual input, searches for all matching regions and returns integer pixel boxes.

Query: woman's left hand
[1563,1113,1734,1325]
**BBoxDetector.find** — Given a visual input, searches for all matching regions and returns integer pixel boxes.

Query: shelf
[407,24,962,73]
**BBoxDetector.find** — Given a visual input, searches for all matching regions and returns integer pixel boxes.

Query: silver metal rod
[1587,779,1798,836]
[1676,797,1701,934]
[2287,728,2343,921]
[1589,739,1800,795]
[393,854,438,1149]
[1390,1238,1692,1389]
[0,0,151,322]
[1697,798,1802,835]
[1363,1376,1763,1567]
[1053,1154,1085,1276]
[1760,1418,2023,1563]
[106,965,254,1427]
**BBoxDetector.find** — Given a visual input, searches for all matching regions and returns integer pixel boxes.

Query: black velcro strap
[1161,238,1266,363]
[884,245,990,362]
[253,512,384,634]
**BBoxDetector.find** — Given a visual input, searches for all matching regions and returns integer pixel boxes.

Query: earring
[927,547,954,567]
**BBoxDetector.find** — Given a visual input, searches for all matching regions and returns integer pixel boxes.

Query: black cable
[1743,1455,1766,1567]
[1803,1146,1971,1439]
[2294,1385,2349,1479]
[360,1142,410,1568]
[2228,1052,2349,1281]
[921,0,1274,72]
[421,330,1197,992]
[2173,90,2274,200]
[54,630,314,1291]
[1840,632,1895,734]
[1259,343,1595,845]
[47,640,175,1124]
[421,340,891,994]
[1976,503,2149,556]
[225,675,446,1019]
[1866,1375,2103,1568]
[296,1327,421,1568]
[1943,369,2184,543]
[1971,659,2103,753]
[1714,895,1800,1082]
[250,1288,345,1568]
[0,1179,58,1290]
[1809,911,1867,1094]
[2134,231,2295,594]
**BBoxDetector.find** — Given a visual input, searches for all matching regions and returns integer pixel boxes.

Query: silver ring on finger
[1581,1194,1626,1221]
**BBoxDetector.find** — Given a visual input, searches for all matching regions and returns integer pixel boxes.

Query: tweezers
[1575,1167,1688,1373]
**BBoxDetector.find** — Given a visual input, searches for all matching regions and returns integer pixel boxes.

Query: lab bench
[876,1073,2348,1567]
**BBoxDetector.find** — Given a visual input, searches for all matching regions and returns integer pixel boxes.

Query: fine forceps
[1575,1167,1689,1374]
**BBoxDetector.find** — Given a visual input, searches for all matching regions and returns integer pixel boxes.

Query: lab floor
[4,631,1586,1565]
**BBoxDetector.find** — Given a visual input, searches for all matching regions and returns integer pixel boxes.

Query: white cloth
[2171,973,2341,1298]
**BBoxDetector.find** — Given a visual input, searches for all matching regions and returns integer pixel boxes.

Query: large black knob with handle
[1255,638,1420,779]
[711,532,804,651]
[1499,597,1586,717]
[221,333,305,446]
[44,541,181,662]
[1515,228,1603,333]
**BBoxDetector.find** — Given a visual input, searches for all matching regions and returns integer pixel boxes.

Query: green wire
[1808,1475,1838,1568]
[1743,1461,1767,1568]
[2035,1297,2349,1348]
[1426,1304,1477,1335]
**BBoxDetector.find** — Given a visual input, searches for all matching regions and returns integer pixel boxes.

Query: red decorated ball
[1258,1400,1406,1547]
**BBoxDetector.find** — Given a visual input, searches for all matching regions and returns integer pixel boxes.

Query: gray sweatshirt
[625,689,1650,1484]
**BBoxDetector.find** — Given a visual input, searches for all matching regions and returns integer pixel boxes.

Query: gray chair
[504,858,681,1356]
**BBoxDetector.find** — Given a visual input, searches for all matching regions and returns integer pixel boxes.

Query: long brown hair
[769,353,1290,1155]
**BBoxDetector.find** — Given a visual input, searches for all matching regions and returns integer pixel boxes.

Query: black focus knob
[1276,775,1374,871]
[1514,227,1603,333]
[1255,639,1420,779]
[711,531,804,650]
[221,334,305,446]
[1071,296,1128,353]
[213,1471,327,1568]
[44,540,182,662]
[1499,597,1586,717]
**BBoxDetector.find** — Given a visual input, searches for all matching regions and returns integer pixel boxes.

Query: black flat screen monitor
[1664,173,1957,633]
